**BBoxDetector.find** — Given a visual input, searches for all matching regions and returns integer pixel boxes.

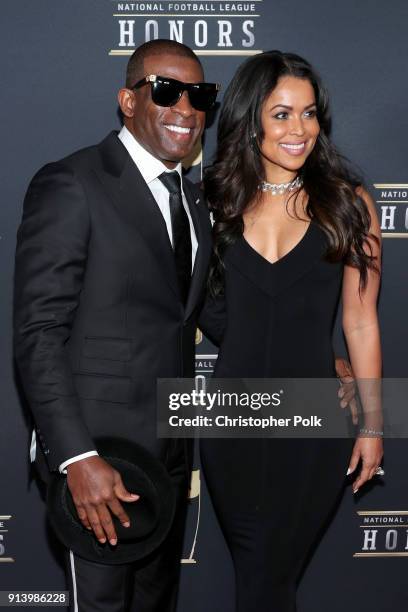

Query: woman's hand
[347,437,384,494]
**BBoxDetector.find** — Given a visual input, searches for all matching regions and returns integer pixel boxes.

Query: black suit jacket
[14,131,212,477]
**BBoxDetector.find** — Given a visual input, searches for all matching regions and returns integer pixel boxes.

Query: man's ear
[118,88,136,118]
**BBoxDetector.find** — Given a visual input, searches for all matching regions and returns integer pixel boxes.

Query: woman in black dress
[199,51,383,611]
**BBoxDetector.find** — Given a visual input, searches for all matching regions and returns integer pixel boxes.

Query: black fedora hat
[47,437,176,564]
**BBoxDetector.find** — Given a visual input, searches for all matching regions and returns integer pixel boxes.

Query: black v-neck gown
[199,221,354,612]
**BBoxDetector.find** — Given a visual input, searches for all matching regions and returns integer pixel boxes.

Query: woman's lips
[279,142,306,156]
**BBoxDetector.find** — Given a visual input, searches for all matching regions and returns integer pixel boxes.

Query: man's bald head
[118,39,206,168]
[125,39,203,88]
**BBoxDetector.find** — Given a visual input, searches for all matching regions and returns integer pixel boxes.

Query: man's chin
[161,147,194,166]
[160,134,200,163]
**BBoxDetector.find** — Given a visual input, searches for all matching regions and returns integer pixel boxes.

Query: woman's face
[259,75,320,180]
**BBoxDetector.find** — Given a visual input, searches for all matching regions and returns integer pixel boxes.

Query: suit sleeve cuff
[59,451,99,475]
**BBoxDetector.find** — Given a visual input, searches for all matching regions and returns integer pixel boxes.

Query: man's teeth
[165,125,191,134]
[280,143,305,150]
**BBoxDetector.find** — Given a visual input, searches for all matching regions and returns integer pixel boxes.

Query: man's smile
[164,124,192,134]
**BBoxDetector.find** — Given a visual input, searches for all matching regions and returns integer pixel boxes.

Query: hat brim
[47,437,176,564]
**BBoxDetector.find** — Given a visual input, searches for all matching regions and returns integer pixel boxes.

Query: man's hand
[335,357,358,424]
[67,456,140,545]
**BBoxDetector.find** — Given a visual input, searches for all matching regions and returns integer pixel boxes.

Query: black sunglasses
[132,74,220,112]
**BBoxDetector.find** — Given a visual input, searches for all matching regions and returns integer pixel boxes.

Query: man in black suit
[14,39,214,611]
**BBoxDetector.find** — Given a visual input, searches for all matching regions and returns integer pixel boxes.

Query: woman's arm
[342,186,383,493]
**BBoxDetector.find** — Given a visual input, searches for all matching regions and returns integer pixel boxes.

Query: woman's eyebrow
[269,103,317,110]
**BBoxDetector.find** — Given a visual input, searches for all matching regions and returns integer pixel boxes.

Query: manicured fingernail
[87,527,92,530]
[131,494,140,499]
[123,522,130,528]
[109,539,117,546]
[340,400,347,408]
[99,538,106,543]
[353,488,359,494]
[346,468,352,475]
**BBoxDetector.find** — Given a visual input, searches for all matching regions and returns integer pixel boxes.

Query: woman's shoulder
[354,185,381,237]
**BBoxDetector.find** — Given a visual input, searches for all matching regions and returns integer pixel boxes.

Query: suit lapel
[96,132,211,315]
[96,132,180,299]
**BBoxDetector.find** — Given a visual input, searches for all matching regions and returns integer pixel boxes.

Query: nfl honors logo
[374,183,408,238]
[0,516,14,563]
[355,511,408,558]
[108,1,264,57]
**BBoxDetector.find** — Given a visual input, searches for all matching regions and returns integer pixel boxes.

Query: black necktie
[158,171,192,305]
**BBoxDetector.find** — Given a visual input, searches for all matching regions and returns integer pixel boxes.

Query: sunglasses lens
[151,81,181,107]
[149,78,218,111]
[189,84,218,111]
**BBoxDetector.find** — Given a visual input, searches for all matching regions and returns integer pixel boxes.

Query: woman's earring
[250,132,258,149]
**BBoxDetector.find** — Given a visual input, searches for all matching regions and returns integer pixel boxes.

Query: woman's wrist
[358,427,383,437]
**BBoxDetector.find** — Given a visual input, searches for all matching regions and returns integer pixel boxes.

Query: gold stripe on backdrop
[353,552,408,557]
[109,49,262,56]
[374,184,408,189]
[382,234,408,238]
[113,14,260,17]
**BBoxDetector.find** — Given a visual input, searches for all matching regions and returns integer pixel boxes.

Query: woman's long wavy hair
[205,50,379,295]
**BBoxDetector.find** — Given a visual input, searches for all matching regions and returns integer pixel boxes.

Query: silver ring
[375,466,385,476]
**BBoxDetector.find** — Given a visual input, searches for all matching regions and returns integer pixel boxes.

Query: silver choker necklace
[259,176,303,195]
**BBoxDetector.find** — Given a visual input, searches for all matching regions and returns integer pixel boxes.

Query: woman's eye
[273,109,317,120]
[274,112,288,120]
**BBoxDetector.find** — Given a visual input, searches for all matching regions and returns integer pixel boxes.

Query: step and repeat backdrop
[1,1,407,610]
